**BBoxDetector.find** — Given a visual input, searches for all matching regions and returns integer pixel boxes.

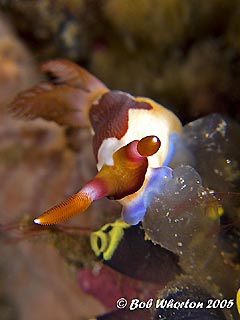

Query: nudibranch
[10,59,182,225]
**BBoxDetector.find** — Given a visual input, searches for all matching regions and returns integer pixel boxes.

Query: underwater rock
[0,1,87,60]
[92,308,151,320]
[78,264,159,309]
[153,277,233,320]
[0,293,18,320]
[91,222,181,283]
[0,13,38,108]
[2,1,240,121]
[103,0,188,50]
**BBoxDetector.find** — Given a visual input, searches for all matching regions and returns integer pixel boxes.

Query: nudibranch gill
[10,59,182,225]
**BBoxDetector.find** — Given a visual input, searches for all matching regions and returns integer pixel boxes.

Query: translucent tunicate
[180,113,240,192]
[143,165,220,256]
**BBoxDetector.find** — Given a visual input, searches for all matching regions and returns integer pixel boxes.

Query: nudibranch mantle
[93,91,182,171]
[9,59,182,225]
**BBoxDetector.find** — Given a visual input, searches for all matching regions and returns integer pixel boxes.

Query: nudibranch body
[10,59,182,225]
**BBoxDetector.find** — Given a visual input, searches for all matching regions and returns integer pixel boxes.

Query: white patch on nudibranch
[96,98,182,171]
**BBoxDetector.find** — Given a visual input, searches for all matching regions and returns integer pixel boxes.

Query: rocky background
[0,1,239,319]
[1,0,240,122]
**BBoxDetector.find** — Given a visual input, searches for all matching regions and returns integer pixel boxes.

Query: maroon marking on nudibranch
[89,91,152,159]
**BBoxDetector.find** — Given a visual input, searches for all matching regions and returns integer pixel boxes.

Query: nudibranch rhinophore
[10,59,182,225]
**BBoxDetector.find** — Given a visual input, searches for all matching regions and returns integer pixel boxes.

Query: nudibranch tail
[34,136,161,225]
[34,192,92,225]
[34,177,110,225]
[9,59,108,127]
